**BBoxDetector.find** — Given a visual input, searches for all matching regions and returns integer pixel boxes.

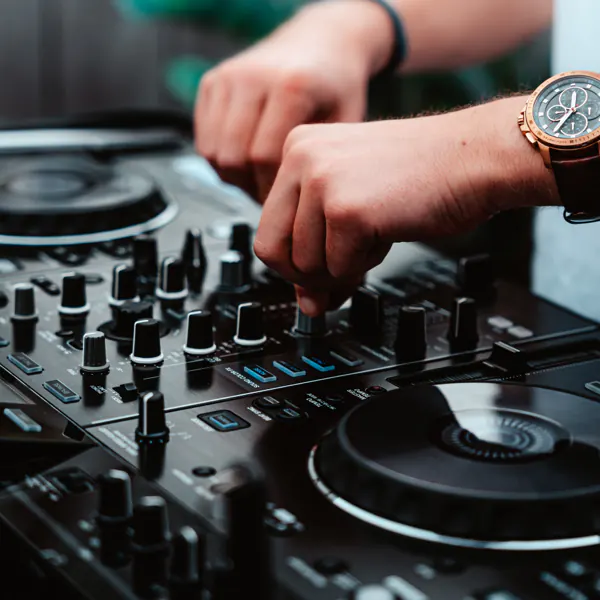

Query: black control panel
[1,116,600,600]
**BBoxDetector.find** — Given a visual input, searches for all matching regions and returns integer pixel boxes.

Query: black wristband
[366,0,408,76]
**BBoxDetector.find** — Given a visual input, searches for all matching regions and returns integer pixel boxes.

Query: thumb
[295,286,330,317]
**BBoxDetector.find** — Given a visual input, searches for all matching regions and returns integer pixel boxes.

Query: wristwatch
[520,70,600,223]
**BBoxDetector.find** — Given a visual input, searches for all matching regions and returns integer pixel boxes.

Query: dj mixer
[2,113,600,600]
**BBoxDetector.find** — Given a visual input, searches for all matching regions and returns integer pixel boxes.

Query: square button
[244,364,277,383]
[200,410,250,432]
[302,355,335,372]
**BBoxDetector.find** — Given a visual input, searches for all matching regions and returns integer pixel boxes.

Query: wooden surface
[0,0,241,122]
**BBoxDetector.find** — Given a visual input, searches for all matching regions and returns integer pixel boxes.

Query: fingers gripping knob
[183,310,216,356]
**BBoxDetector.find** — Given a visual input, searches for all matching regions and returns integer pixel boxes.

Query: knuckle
[325,197,362,229]
[276,69,316,98]
[248,144,278,166]
[304,168,329,197]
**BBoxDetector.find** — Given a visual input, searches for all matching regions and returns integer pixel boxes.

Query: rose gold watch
[520,70,600,223]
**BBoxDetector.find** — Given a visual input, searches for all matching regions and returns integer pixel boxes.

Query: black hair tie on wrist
[367,0,408,77]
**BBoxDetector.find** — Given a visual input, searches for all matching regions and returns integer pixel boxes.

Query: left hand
[253,97,552,315]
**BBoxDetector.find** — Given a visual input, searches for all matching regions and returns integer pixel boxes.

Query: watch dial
[533,75,600,139]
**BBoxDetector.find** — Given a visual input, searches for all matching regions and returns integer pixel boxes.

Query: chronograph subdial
[559,86,588,109]
[547,104,567,122]
[560,112,589,137]
[582,99,600,120]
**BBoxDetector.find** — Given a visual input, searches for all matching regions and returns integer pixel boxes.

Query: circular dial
[533,75,600,140]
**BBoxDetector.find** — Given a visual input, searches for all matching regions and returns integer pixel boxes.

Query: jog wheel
[0,155,176,245]
[311,382,600,550]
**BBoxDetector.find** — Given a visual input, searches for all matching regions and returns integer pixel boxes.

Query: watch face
[532,74,600,141]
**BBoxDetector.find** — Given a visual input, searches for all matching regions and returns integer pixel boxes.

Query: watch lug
[538,143,552,168]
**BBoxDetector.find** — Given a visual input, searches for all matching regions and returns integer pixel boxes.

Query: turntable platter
[311,383,600,550]
[0,156,176,245]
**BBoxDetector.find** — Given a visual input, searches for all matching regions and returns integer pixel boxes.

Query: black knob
[485,341,528,372]
[109,264,138,306]
[448,297,479,352]
[181,228,207,294]
[293,307,327,337]
[183,310,216,356]
[132,496,170,595]
[131,319,163,365]
[113,300,154,340]
[219,250,250,293]
[395,306,427,362]
[81,331,109,373]
[59,272,89,316]
[135,390,169,443]
[12,283,37,321]
[170,526,203,595]
[157,256,188,301]
[349,286,382,335]
[457,254,496,301]
[348,585,398,599]
[229,223,253,282]
[133,234,158,280]
[97,469,133,524]
[234,302,266,346]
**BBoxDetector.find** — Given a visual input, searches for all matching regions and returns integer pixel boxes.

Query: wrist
[297,1,395,76]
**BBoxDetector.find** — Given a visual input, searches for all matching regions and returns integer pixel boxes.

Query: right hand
[194,1,395,201]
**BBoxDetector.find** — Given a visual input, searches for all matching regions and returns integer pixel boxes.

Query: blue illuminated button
[329,347,364,367]
[272,360,306,378]
[200,410,250,432]
[3,408,42,433]
[43,380,81,404]
[302,355,336,373]
[8,352,43,375]
[243,364,277,383]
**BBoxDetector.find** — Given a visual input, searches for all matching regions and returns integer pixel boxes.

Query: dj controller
[3,113,600,600]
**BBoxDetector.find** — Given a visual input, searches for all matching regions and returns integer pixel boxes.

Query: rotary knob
[130,319,164,365]
[183,310,216,356]
[59,272,90,316]
[293,307,327,337]
[230,223,253,283]
[97,469,133,524]
[169,526,203,597]
[234,302,266,346]
[457,253,496,301]
[157,256,188,302]
[132,496,170,596]
[448,297,479,352]
[394,306,427,362]
[135,390,169,443]
[113,300,153,340]
[81,331,109,373]
[181,228,207,294]
[133,234,158,280]
[349,286,382,335]
[11,283,37,321]
[109,264,138,307]
[219,250,250,293]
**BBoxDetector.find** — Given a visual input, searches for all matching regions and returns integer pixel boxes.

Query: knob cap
[181,228,207,294]
[132,496,169,595]
[457,254,496,300]
[219,250,250,293]
[395,306,427,362]
[229,223,253,282]
[157,256,188,301]
[12,283,37,320]
[170,526,203,591]
[130,319,164,365]
[97,469,133,524]
[135,390,169,443]
[448,297,479,352]
[293,307,327,337]
[234,302,266,346]
[348,585,398,600]
[133,234,158,280]
[81,331,109,373]
[109,264,138,306]
[113,300,153,340]
[59,272,90,315]
[183,310,216,356]
[349,286,382,335]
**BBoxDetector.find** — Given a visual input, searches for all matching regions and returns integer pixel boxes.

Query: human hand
[254,96,557,315]
[195,1,395,201]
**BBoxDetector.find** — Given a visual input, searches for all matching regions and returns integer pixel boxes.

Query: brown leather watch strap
[552,149,600,221]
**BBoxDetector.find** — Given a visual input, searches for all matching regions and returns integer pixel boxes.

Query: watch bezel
[525,70,600,149]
